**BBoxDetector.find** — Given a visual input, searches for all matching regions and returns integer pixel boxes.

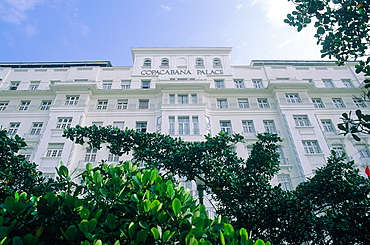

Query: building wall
[1,48,369,193]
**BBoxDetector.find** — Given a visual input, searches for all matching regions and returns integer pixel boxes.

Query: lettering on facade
[140,69,224,76]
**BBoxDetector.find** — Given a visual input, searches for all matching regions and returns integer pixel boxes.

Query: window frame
[217,99,228,109]
[234,79,245,88]
[258,98,270,108]
[293,115,311,127]
[96,100,108,110]
[138,99,149,109]
[302,140,322,154]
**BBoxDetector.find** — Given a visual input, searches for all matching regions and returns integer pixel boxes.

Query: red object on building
[365,166,370,177]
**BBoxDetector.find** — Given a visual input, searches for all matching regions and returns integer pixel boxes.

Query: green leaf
[317,27,325,35]
[80,208,90,219]
[255,239,265,245]
[172,198,181,216]
[64,225,78,243]
[128,222,135,239]
[144,199,151,212]
[151,227,160,240]
[137,230,148,243]
[219,230,225,245]
[58,165,69,178]
[79,220,89,233]
[106,213,117,228]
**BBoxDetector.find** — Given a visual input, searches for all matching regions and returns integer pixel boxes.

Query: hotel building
[1,47,369,194]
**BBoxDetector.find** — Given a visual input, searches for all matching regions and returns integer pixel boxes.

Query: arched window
[196,58,204,66]
[143,58,151,66]
[213,58,222,66]
[161,58,169,66]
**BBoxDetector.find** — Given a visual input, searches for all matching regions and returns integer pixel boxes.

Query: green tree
[294,153,370,244]
[0,129,55,202]
[63,125,296,244]
[63,125,370,244]
[0,161,271,245]
[285,0,370,139]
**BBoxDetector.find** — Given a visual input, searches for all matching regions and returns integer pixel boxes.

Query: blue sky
[0,0,324,66]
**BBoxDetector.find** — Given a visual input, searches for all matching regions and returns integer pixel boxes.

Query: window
[191,94,197,104]
[141,80,151,89]
[19,101,30,111]
[92,122,103,126]
[40,100,51,110]
[238,98,250,108]
[234,80,245,88]
[136,122,147,132]
[242,120,255,134]
[29,81,40,90]
[143,58,151,66]
[312,98,324,108]
[285,93,301,103]
[139,99,149,109]
[353,98,367,108]
[102,81,112,90]
[302,141,321,154]
[214,80,225,88]
[321,120,335,133]
[331,145,345,156]
[56,117,72,129]
[332,98,345,108]
[278,175,293,191]
[258,98,270,108]
[220,121,232,136]
[342,79,354,88]
[117,99,128,109]
[217,99,228,109]
[252,79,263,88]
[108,153,120,162]
[84,149,97,162]
[30,122,43,135]
[9,82,20,90]
[178,117,190,135]
[213,58,222,66]
[8,123,20,136]
[166,94,174,104]
[0,101,9,111]
[293,115,310,127]
[357,145,370,158]
[161,58,169,66]
[113,121,125,130]
[121,80,131,89]
[45,143,64,158]
[323,79,335,88]
[193,116,199,135]
[263,120,276,133]
[195,58,204,66]
[96,100,108,110]
[65,95,79,105]
[169,117,175,135]
[178,95,188,104]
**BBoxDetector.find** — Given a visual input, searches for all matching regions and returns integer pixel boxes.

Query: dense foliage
[0,161,270,245]
[0,129,55,202]
[285,0,370,139]
[63,126,370,244]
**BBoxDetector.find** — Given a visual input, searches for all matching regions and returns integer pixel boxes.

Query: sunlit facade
[1,47,369,194]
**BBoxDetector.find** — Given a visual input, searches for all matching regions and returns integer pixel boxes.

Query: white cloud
[251,0,295,26]
[0,0,44,24]
[23,23,37,37]
[279,39,292,48]
[160,5,171,12]
[236,4,243,10]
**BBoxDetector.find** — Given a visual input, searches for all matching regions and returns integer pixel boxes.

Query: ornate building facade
[1,47,369,193]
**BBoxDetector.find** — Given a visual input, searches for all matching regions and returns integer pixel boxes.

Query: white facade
[1,47,369,191]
